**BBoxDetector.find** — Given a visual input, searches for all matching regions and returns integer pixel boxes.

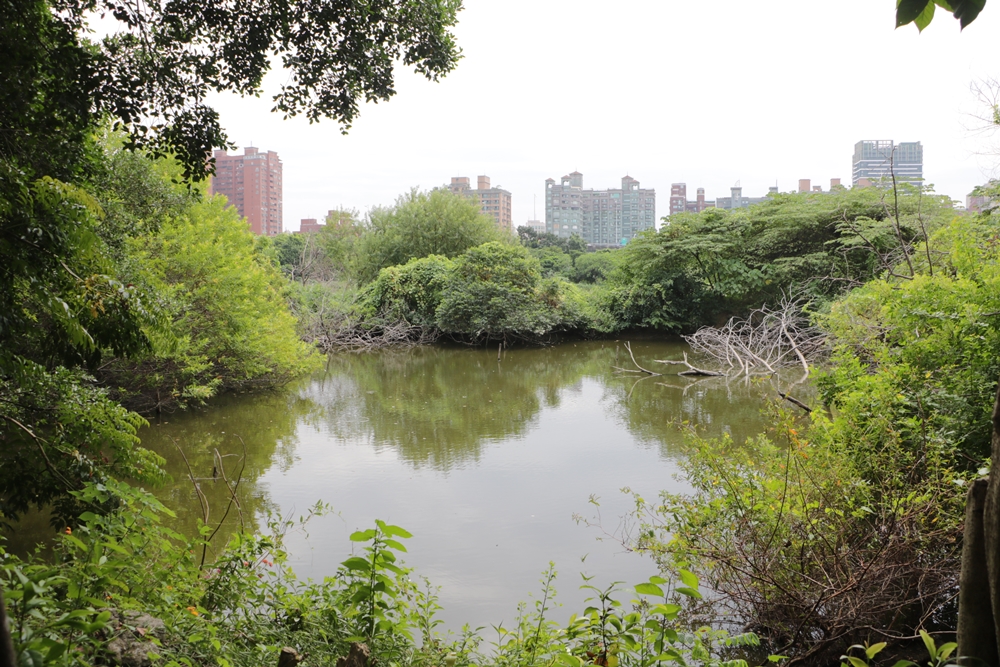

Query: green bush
[436,242,562,341]
[817,214,1000,467]
[617,214,1000,660]
[624,418,961,663]
[599,187,957,333]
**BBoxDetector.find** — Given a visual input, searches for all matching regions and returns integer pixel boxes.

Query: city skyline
[201,0,1000,232]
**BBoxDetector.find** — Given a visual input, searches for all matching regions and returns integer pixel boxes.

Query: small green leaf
[675,586,703,599]
[920,631,936,660]
[634,583,664,597]
[937,643,957,662]
[913,1,936,29]
[865,643,887,660]
[381,524,413,539]
[678,569,698,589]
[349,529,376,542]
[383,539,408,553]
[846,657,868,667]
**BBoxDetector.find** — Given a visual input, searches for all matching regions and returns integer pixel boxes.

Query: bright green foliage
[341,242,593,344]
[436,243,568,341]
[88,134,192,259]
[841,632,958,667]
[354,189,506,284]
[359,255,455,327]
[817,214,1000,467]
[601,227,709,333]
[100,197,320,412]
[486,565,759,667]
[621,214,1000,659]
[0,149,168,526]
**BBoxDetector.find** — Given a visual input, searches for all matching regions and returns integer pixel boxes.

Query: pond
[118,340,781,632]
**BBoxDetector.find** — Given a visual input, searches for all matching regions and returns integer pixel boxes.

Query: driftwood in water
[654,351,724,377]
[776,390,813,413]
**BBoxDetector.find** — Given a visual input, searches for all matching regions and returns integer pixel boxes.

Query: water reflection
[302,340,774,470]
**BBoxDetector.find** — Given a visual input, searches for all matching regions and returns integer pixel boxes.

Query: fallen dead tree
[683,296,827,377]
[313,316,440,352]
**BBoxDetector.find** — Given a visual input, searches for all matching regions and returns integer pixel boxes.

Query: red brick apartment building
[208,147,283,235]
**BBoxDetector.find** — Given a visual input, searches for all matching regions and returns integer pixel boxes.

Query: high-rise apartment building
[852,140,923,186]
[209,147,283,235]
[545,172,656,245]
[669,183,713,215]
[449,175,513,233]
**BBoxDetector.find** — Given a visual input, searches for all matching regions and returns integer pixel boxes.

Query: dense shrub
[530,246,573,278]
[817,214,1000,468]
[571,251,620,283]
[436,242,564,341]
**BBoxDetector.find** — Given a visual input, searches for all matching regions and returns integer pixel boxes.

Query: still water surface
[139,340,776,632]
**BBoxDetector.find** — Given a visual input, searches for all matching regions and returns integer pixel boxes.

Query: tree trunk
[958,478,997,666]
[958,379,1000,665]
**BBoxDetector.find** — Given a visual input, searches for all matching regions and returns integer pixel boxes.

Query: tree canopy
[1,0,463,181]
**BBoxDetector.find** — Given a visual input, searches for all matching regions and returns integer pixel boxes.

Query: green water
[19,340,786,631]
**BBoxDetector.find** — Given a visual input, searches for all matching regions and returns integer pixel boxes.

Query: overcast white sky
[204,0,1000,232]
